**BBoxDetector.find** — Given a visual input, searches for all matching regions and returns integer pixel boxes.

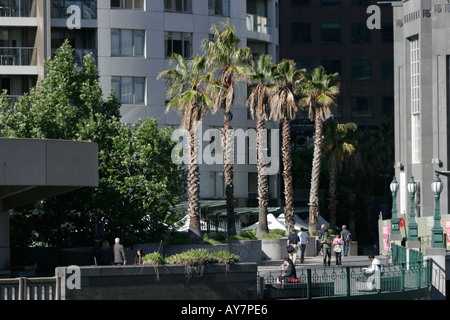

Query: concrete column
[0,210,11,273]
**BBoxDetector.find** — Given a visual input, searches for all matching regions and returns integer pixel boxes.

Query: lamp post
[407,176,419,241]
[390,176,400,235]
[431,172,444,248]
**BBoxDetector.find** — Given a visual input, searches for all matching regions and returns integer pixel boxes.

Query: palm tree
[270,59,305,235]
[158,53,220,242]
[297,66,340,235]
[322,121,357,230]
[202,22,252,236]
[246,54,277,238]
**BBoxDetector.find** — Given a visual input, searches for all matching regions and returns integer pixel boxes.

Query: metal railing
[260,260,431,299]
[0,47,37,66]
[0,0,36,17]
[0,277,60,300]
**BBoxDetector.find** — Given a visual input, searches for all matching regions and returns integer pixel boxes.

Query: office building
[0,0,280,205]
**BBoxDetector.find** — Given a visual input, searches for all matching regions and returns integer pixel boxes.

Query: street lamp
[431,172,445,248]
[390,176,400,235]
[407,176,419,241]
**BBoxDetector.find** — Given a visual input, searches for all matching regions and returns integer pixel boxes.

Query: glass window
[350,0,371,6]
[382,96,394,117]
[164,0,192,13]
[351,96,372,117]
[381,23,393,42]
[209,0,230,16]
[292,23,311,43]
[165,32,192,58]
[381,59,394,81]
[111,29,145,57]
[321,0,341,6]
[111,0,143,9]
[322,59,341,77]
[321,23,341,43]
[111,77,145,104]
[351,59,372,80]
[351,23,371,43]
[292,0,311,6]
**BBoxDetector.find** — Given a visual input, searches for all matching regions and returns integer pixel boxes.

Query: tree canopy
[0,41,186,247]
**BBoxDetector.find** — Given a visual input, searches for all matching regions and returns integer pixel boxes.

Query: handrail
[0,276,60,300]
[260,261,431,299]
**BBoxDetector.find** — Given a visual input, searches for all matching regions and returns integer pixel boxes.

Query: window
[351,96,372,117]
[321,0,341,6]
[350,0,371,6]
[381,59,394,81]
[351,59,372,80]
[248,173,257,199]
[51,0,97,19]
[382,96,394,117]
[209,0,229,16]
[111,77,145,104]
[292,23,311,43]
[111,29,145,57]
[321,23,341,43]
[164,0,192,13]
[322,59,341,77]
[292,0,311,6]
[165,32,192,58]
[381,23,393,42]
[111,0,143,9]
[351,23,371,43]
[210,172,225,198]
[410,36,420,163]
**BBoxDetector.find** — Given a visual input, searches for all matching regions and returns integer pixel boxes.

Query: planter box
[55,263,258,300]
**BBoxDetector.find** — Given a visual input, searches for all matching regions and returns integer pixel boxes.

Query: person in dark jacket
[277,257,297,283]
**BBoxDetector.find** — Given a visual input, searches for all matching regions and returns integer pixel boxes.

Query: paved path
[257,254,388,278]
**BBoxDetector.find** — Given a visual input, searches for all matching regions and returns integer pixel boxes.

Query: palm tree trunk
[223,115,236,236]
[188,125,202,242]
[308,111,324,235]
[256,116,269,238]
[282,117,295,234]
[328,157,338,230]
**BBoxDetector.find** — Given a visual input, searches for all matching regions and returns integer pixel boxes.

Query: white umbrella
[242,213,286,231]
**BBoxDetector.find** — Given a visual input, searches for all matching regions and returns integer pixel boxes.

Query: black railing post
[346,267,351,297]
[307,268,312,299]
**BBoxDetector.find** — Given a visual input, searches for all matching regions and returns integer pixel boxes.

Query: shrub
[166,249,212,266]
[142,252,165,265]
[260,229,286,239]
[210,250,240,265]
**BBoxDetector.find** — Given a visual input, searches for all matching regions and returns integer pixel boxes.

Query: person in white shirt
[298,227,308,263]
[363,255,384,275]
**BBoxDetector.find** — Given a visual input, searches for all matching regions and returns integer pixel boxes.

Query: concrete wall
[55,263,258,300]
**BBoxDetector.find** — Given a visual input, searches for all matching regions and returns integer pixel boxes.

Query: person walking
[317,224,327,255]
[287,229,300,265]
[113,237,127,265]
[332,233,343,267]
[340,225,352,257]
[98,240,113,265]
[298,227,308,263]
[320,230,333,266]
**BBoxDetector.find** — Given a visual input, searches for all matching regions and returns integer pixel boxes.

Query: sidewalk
[257,253,386,273]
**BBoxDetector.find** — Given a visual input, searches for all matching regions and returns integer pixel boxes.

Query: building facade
[392,0,450,219]
[0,0,280,203]
[279,0,396,129]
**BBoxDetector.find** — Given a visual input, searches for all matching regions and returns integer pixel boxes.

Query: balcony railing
[0,277,60,300]
[0,0,36,17]
[246,14,269,34]
[0,47,37,66]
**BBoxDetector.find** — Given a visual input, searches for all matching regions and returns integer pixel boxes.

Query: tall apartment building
[279,0,396,132]
[392,0,450,220]
[0,0,280,205]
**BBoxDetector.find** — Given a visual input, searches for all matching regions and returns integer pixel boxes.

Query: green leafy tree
[1,41,186,247]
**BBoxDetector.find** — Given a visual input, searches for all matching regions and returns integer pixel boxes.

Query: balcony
[0,47,37,66]
[0,0,36,17]
[246,14,269,34]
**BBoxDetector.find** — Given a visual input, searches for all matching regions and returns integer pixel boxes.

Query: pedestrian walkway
[257,254,386,276]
